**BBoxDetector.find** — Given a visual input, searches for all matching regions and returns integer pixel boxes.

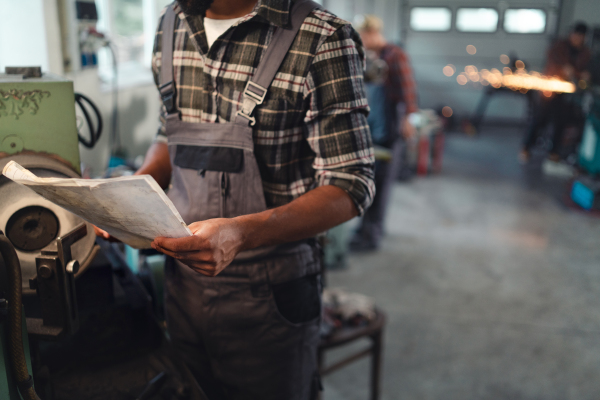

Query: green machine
[0,70,97,291]
[0,69,97,400]
[0,71,81,173]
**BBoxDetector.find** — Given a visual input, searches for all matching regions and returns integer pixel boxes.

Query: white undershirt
[204,16,245,48]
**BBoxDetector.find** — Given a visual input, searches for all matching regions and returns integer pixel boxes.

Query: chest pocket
[168,140,267,224]
[174,146,244,173]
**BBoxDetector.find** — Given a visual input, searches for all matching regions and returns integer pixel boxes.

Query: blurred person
[521,22,591,163]
[350,14,418,251]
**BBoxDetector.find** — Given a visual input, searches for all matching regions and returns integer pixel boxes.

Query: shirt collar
[177,0,292,28]
[174,0,292,56]
[253,0,292,28]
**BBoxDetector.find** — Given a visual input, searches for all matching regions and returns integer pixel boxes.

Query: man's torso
[152,1,369,209]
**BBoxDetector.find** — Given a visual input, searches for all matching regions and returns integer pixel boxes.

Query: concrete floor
[323,127,600,400]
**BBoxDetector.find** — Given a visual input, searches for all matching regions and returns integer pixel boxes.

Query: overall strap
[236,0,321,126]
[159,5,178,115]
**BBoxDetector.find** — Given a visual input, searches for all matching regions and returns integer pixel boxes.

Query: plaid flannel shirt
[382,44,418,115]
[151,0,375,215]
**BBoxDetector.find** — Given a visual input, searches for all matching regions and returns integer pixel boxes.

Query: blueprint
[3,161,192,249]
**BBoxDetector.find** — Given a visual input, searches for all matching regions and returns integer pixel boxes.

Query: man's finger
[152,244,216,264]
[93,225,110,239]
[153,247,217,276]
[93,226,121,242]
[153,235,209,252]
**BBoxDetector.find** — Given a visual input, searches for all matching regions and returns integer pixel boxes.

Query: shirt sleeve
[387,46,418,114]
[303,24,376,216]
[152,12,168,144]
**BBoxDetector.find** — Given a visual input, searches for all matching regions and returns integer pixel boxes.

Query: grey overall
[159,2,323,399]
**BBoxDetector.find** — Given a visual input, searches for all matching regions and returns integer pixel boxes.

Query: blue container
[571,180,595,210]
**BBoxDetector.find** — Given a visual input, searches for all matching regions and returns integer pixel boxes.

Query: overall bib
[159,2,323,399]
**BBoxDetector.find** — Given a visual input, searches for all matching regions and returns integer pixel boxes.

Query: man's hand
[152,218,245,277]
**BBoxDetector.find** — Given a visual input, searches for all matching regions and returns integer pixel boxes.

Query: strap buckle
[244,81,267,105]
[236,109,257,126]
[159,81,176,114]
[236,81,267,126]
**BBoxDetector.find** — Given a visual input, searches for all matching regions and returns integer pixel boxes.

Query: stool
[318,309,386,400]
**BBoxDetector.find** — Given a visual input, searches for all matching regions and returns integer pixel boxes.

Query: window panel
[504,9,547,34]
[111,0,145,64]
[410,7,452,32]
[456,8,498,33]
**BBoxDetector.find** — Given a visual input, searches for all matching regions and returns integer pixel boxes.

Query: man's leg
[523,93,546,152]
[549,94,567,158]
[205,258,322,400]
[164,258,229,400]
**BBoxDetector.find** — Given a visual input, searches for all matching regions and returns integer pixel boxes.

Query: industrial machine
[0,70,98,292]
[57,0,103,72]
[570,28,600,211]
[571,89,600,210]
[0,69,206,400]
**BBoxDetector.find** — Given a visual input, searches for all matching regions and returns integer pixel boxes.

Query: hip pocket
[271,274,322,327]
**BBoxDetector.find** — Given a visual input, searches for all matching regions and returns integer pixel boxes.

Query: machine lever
[28,224,88,340]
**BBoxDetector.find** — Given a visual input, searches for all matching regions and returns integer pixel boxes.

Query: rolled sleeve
[303,24,375,215]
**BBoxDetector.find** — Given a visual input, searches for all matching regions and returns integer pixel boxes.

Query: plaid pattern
[152,0,375,215]
[382,44,418,115]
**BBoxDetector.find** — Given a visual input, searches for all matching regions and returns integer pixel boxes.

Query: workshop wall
[571,0,600,28]
[0,0,51,72]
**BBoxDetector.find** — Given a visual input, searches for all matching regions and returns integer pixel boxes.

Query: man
[521,22,591,163]
[98,0,374,398]
[349,15,418,251]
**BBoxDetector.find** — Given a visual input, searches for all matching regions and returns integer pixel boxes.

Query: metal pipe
[0,232,40,400]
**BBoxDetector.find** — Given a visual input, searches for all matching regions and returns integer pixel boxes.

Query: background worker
[521,22,591,163]
[350,15,418,251]
[97,0,375,398]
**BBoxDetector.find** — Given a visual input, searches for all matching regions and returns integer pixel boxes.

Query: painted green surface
[0,74,81,174]
[0,310,33,400]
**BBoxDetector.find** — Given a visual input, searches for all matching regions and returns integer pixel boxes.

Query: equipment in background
[405,110,445,176]
[578,105,600,174]
[0,224,88,399]
[571,87,600,211]
[74,92,103,149]
[318,288,386,400]
[571,177,600,211]
[578,30,600,174]
[57,0,102,72]
[56,0,121,164]
[0,70,98,291]
[569,25,600,212]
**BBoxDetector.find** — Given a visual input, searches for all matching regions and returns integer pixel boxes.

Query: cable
[0,232,40,400]
[75,93,103,148]
[106,43,121,155]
